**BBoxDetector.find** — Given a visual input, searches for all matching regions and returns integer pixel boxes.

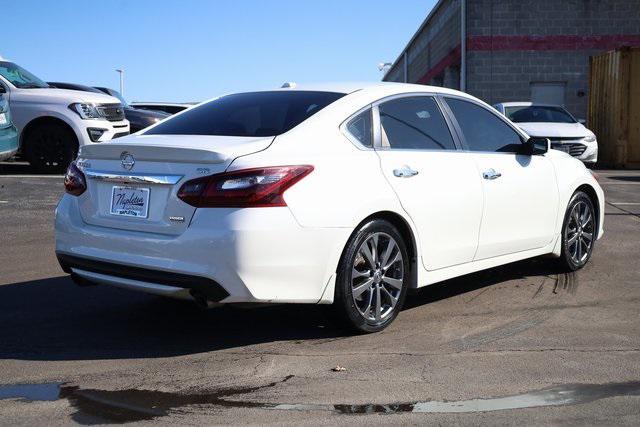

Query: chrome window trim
[339,105,375,150]
[84,170,183,185]
[371,92,461,152]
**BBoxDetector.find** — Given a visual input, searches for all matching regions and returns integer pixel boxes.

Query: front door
[373,95,483,271]
[443,97,559,260]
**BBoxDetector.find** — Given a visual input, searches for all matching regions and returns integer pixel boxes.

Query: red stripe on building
[415,34,640,85]
[416,46,461,85]
[468,34,640,51]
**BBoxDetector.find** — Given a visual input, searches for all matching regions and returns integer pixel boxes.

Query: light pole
[377,62,392,81]
[115,69,124,96]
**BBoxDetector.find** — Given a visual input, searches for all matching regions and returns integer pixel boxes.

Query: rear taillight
[177,165,313,208]
[64,161,87,196]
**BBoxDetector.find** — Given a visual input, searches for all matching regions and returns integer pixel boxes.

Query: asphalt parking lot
[1,163,639,425]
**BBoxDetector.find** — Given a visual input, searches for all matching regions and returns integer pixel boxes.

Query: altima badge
[120,151,135,171]
[169,216,185,223]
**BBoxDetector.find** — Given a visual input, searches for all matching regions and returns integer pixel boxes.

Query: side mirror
[518,137,549,156]
[0,85,6,94]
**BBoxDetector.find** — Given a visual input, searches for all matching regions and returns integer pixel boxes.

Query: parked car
[49,83,170,133]
[130,102,193,115]
[94,88,170,132]
[494,102,598,163]
[0,59,129,172]
[55,83,604,333]
[0,92,18,161]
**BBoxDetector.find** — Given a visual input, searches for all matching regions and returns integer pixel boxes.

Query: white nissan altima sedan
[55,83,604,333]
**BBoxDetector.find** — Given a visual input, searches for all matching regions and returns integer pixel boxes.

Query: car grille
[97,103,126,122]
[548,138,587,158]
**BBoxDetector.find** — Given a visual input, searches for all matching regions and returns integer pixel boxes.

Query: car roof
[496,102,565,108]
[270,81,475,97]
[131,102,193,106]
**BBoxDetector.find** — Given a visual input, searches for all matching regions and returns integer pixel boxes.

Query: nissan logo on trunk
[120,152,135,170]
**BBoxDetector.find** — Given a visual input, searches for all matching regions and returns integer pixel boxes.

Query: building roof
[382,0,452,81]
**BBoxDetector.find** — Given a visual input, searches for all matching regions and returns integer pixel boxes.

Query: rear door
[371,95,483,271]
[442,96,559,260]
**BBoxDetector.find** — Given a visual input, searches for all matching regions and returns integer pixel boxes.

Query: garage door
[530,82,566,106]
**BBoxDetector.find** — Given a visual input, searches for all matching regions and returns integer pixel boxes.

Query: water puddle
[1,379,639,422]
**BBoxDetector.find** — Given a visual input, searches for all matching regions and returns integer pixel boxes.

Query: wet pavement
[1,169,639,425]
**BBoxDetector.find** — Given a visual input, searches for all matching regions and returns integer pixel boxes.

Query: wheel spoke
[360,244,376,270]
[573,206,581,226]
[567,233,579,245]
[374,284,382,322]
[570,239,578,258]
[582,231,593,242]
[576,237,582,260]
[380,239,397,268]
[381,286,398,309]
[383,252,401,271]
[382,276,403,290]
[370,234,379,265]
[353,278,374,299]
[362,289,374,318]
[581,211,592,227]
[352,268,370,280]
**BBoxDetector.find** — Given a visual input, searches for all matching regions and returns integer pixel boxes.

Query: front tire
[333,219,410,333]
[25,123,77,174]
[558,191,597,271]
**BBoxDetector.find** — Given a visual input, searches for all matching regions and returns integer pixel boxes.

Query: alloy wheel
[565,200,595,265]
[351,232,404,323]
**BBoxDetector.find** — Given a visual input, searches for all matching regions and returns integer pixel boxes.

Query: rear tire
[557,191,597,271]
[24,123,77,174]
[333,219,410,333]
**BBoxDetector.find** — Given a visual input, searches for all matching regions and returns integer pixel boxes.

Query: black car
[48,82,170,133]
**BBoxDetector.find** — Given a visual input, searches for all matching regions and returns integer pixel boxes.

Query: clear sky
[3,0,435,103]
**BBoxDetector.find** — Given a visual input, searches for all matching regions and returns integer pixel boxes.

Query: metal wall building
[383,0,640,120]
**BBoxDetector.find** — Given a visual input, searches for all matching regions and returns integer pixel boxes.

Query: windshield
[0,61,49,89]
[145,91,345,137]
[506,105,576,124]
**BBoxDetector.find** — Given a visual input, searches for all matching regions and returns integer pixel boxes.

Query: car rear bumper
[55,194,348,304]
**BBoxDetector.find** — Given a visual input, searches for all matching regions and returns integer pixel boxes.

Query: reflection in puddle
[1,379,639,423]
[0,382,60,401]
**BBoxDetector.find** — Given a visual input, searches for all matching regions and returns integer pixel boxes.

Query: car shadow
[606,175,640,182]
[0,258,565,361]
[406,257,566,309]
[0,161,58,175]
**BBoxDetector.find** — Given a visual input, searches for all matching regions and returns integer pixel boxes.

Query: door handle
[393,166,419,178]
[483,168,502,180]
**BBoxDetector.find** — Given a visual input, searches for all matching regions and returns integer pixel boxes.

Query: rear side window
[378,96,456,150]
[446,98,523,152]
[146,91,345,137]
[345,109,372,147]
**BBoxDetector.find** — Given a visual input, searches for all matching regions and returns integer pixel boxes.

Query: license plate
[110,186,150,218]
[0,113,7,126]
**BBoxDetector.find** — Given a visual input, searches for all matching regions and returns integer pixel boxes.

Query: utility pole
[115,69,124,96]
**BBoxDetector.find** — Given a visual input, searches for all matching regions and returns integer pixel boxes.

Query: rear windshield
[506,105,576,124]
[145,91,345,137]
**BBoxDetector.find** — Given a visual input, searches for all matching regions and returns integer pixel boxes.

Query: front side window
[506,105,576,124]
[0,61,49,89]
[146,91,345,137]
[446,98,523,153]
[378,96,455,150]
[345,109,372,147]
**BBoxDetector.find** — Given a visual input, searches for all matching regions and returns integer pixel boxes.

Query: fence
[588,47,640,169]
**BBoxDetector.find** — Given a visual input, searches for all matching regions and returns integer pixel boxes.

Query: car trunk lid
[75,134,274,235]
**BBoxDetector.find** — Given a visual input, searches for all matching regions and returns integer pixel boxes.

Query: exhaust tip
[189,290,221,309]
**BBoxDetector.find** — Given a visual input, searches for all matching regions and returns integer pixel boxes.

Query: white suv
[0,59,130,172]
